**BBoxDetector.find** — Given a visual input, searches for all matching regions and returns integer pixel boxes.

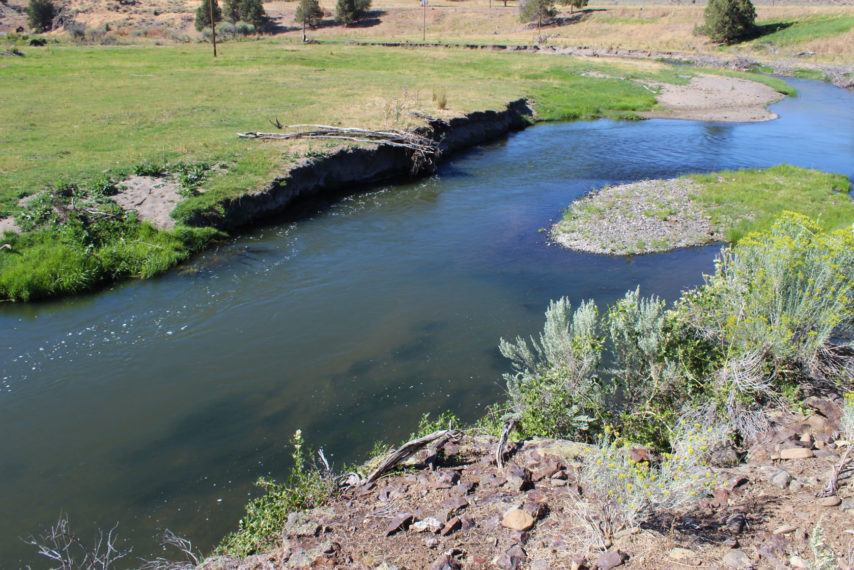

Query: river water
[2,78,853,566]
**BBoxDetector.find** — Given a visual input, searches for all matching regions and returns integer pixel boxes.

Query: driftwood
[817,444,853,498]
[495,417,519,468]
[341,429,460,487]
[239,125,439,153]
[239,125,441,173]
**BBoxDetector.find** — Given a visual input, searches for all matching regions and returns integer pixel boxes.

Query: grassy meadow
[689,165,854,243]
[0,40,726,300]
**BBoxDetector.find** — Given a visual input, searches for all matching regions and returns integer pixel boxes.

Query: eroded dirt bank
[183,100,533,230]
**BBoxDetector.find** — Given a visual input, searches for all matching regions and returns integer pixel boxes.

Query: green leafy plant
[133,161,167,177]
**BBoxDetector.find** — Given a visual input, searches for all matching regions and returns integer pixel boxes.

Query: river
[1,77,853,567]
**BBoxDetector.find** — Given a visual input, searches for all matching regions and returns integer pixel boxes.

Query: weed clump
[218,430,336,558]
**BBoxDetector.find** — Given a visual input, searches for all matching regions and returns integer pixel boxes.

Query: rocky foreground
[202,396,854,570]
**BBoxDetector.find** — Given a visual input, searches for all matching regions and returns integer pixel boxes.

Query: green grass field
[0,40,793,300]
[689,165,854,243]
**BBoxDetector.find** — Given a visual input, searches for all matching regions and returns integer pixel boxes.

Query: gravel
[550,178,724,255]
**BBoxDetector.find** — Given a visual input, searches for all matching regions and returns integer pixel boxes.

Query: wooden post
[422,0,426,42]
[209,0,217,57]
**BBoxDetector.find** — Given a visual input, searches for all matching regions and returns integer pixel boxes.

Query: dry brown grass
[3,0,853,64]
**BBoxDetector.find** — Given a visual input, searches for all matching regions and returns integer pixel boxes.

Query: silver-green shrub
[500,298,604,438]
[684,212,854,381]
[581,421,727,529]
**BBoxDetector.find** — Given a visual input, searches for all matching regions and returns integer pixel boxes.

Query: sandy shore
[642,74,785,122]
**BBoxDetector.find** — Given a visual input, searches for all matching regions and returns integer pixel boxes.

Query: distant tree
[700,0,756,43]
[559,0,588,14]
[335,0,371,25]
[223,0,241,22]
[26,0,56,32]
[519,0,556,29]
[295,0,323,30]
[239,0,270,29]
[195,0,222,32]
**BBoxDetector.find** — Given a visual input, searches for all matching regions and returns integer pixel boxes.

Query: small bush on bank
[682,212,854,381]
[581,421,726,529]
[218,430,335,558]
[698,0,756,43]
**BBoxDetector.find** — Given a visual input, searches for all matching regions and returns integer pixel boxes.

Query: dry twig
[495,416,519,468]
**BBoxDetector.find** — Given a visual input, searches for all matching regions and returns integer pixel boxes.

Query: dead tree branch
[341,429,461,487]
[817,444,853,498]
[495,416,519,468]
[23,514,131,570]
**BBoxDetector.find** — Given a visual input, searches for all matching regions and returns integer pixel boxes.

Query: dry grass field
[2,0,853,63]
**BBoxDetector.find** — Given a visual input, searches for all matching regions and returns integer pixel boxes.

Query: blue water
[1,77,852,566]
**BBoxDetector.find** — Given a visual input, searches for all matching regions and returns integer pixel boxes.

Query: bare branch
[495,416,519,468]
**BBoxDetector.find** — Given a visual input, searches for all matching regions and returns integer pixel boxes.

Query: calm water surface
[2,78,853,566]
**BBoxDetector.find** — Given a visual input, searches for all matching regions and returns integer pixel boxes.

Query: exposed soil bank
[183,100,533,230]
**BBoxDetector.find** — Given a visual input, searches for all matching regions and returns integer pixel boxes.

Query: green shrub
[699,0,756,43]
[235,21,256,36]
[26,0,56,33]
[682,212,854,380]
[133,161,167,177]
[335,0,371,26]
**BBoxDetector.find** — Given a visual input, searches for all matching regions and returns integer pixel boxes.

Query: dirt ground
[199,395,854,570]
[112,175,183,230]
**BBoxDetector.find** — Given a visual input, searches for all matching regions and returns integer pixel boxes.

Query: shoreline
[130,72,784,232]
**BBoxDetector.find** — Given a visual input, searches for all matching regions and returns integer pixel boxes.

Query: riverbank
[551,165,854,255]
[200,212,854,569]
[203,412,854,569]
[0,42,793,301]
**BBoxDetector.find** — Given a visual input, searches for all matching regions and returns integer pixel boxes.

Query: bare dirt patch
[642,74,785,122]
[551,178,722,255]
[112,175,183,230]
[0,216,20,235]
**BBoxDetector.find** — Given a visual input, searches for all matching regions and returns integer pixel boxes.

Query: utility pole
[209,0,217,57]
[422,0,427,42]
